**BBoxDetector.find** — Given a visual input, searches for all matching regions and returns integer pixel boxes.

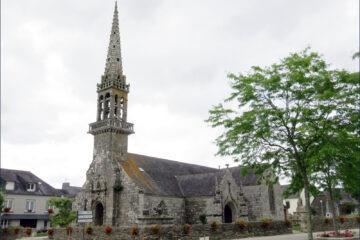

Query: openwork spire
[104,1,123,76]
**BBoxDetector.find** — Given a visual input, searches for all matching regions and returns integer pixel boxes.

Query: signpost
[77,211,93,240]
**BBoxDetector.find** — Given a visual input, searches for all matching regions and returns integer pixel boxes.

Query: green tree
[207,49,357,240]
[337,68,360,211]
[48,197,76,227]
[0,189,4,211]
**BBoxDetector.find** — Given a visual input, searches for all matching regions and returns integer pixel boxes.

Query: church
[74,2,284,226]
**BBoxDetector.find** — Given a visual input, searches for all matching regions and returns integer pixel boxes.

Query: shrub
[261,218,272,229]
[235,219,248,230]
[85,226,93,235]
[66,226,73,235]
[199,214,207,224]
[150,224,160,235]
[47,228,54,238]
[13,227,20,235]
[356,215,360,223]
[324,217,331,224]
[25,227,32,236]
[183,224,192,235]
[210,221,220,232]
[2,228,9,235]
[130,224,139,237]
[338,216,346,224]
[104,226,112,235]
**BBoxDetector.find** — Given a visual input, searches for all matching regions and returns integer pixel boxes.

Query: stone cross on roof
[104,1,123,77]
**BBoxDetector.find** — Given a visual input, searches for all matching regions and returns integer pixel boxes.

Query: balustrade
[89,118,134,134]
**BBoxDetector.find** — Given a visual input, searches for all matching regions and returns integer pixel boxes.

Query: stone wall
[138,194,185,225]
[185,197,222,224]
[0,221,292,240]
[311,216,360,232]
[243,184,284,221]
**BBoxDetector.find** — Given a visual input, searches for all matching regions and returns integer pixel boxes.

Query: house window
[1,220,9,228]
[27,183,36,192]
[5,199,14,209]
[25,200,35,212]
[5,181,15,190]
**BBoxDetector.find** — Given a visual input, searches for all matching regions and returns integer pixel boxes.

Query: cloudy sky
[1,0,359,188]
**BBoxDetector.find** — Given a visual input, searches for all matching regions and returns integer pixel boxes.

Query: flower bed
[316,230,357,240]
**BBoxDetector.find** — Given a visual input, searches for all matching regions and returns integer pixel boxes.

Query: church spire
[104,1,123,76]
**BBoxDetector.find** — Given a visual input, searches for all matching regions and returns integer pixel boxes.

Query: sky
[1,0,359,189]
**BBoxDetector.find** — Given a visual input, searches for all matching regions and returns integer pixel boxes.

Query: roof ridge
[1,168,32,173]
[175,171,218,178]
[128,152,216,170]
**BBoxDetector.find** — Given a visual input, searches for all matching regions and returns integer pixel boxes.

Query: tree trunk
[328,187,339,235]
[304,177,314,240]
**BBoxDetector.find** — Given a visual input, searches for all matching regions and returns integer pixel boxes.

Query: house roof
[120,153,259,197]
[311,189,359,208]
[0,168,59,197]
[57,184,82,198]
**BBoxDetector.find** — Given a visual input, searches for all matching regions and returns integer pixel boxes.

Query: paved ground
[234,229,359,240]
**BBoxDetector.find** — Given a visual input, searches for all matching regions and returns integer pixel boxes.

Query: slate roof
[0,168,59,196]
[177,167,259,197]
[311,189,359,208]
[57,184,82,198]
[121,153,259,197]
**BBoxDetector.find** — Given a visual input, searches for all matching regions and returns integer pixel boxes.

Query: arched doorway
[224,204,233,223]
[94,202,104,226]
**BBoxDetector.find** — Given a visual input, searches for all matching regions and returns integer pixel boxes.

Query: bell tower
[89,1,134,152]
[84,1,133,226]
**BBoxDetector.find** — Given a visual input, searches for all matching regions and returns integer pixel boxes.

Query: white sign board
[77,211,93,223]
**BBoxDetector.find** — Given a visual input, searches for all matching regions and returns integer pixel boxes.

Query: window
[27,183,36,192]
[1,220,9,228]
[25,200,35,212]
[46,201,54,210]
[5,199,14,209]
[286,201,290,209]
[5,181,15,190]
[268,185,276,214]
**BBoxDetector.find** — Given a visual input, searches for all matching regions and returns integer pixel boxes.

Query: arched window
[268,184,276,214]
[84,199,88,211]
[114,95,118,105]
[98,95,104,120]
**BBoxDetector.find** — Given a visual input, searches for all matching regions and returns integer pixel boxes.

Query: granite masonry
[74,2,285,227]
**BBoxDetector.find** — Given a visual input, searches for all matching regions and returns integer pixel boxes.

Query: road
[235,229,359,240]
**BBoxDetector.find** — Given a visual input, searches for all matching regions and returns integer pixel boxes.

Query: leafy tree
[0,188,4,211]
[48,197,76,227]
[207,48,357,240]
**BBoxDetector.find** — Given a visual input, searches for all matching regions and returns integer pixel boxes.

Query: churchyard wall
[0,221,292,240]
[311,216,360,232]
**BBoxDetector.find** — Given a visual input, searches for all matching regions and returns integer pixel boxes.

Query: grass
[292,223,301,232]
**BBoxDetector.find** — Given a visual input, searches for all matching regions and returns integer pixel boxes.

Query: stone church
[75,2,284,226]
